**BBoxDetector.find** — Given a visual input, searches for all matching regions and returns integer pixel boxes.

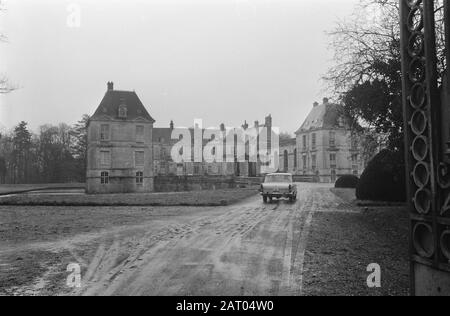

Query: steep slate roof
[153,128,173,142]
[296,101,344,134]
[91,88,155,123]
[280,138,296,147]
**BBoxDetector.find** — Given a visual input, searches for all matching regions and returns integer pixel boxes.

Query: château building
[86,83,360,194]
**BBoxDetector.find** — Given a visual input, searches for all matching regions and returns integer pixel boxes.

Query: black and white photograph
[0,0,449,299]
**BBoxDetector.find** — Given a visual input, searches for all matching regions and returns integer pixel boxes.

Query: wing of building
[152,116,274,178]
[279,98,364,183]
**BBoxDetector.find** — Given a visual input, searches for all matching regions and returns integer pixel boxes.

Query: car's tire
[290,195,297,203]
[263,196,268,204]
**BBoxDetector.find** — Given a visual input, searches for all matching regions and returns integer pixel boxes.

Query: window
[303,155,307,170]
[265,174,293,184]
[331,169,337,182]
[351,137,358,150]
[100,124,110,141]
[136,125,144,143]
[283,150,289,172]
[329,131,336,147]
[100,151,111,167]
[118,104,128,118]
[312,154,317,171]
[303,135,307,150]
[312,133,317,150]
[294,149,297,170]
[194,163,201,175]
[330,153,336,168]
[100,171,109,185]
[135,151,145,167]
[136,171,144,185]
[352,154,358,175]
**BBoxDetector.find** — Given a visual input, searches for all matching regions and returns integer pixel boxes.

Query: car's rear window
[265,175,292,183]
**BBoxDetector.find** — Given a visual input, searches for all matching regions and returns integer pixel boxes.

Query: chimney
[323,97,329,104]
[254,121,259,128]
[242,120,249,130]
[313,101,319,107]
[220,123,225,131]
[107,81,114,91]
[265,115,272,128]
[170,120,174,130]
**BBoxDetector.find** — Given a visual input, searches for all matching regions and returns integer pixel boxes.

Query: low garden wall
[154,175,237,192]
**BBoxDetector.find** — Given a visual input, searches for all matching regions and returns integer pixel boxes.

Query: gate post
[400,0,450,295]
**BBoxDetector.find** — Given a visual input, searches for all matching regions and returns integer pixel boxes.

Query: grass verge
[0,188,259,207]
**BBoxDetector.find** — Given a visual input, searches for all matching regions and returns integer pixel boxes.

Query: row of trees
[0,115,89,184]
[0,1,89,184]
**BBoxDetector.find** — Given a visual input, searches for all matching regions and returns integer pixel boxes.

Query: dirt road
[1,183,408,296]
[63,183,346,296]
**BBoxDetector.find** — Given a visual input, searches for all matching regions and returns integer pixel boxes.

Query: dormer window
[118,103,128,119]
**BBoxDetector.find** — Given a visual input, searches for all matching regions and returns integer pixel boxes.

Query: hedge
[356,149,406,202]
[335,174,359,189]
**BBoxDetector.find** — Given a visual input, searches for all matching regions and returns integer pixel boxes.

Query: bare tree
[324,0,401,93]
[324,0,445,93]
[0,1,15,94]
[325,0,445,151]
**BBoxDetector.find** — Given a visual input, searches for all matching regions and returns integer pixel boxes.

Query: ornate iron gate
[400,0,450,295]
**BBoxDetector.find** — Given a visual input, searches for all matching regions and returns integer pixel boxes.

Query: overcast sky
[0,0,358,135]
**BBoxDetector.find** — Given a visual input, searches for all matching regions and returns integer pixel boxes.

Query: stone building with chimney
[279,98,364,183]
[86,82,155,193]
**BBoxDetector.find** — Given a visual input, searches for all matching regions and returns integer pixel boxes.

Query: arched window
[294,149,297,170]
[284,150,289,172]
[136,171,144,185]
[331,169,337,182]
[100,171,109,185]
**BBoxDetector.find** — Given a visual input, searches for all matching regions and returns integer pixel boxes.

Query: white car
[260,173,297,203]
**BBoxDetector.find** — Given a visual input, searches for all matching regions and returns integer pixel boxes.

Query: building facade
[279,98,364,183]
[152,115,274,178]
[86,82,155,193]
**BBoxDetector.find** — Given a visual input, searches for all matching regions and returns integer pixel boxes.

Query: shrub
[335,174,359,188]
[356,149,406,202]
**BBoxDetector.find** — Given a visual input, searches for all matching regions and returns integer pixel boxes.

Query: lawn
[0,183,84,195]
[303,188,410,296]
[0,188,259,207]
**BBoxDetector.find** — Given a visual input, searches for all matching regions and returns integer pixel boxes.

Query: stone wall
[154,175,237,192]
[86,120,154,194]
